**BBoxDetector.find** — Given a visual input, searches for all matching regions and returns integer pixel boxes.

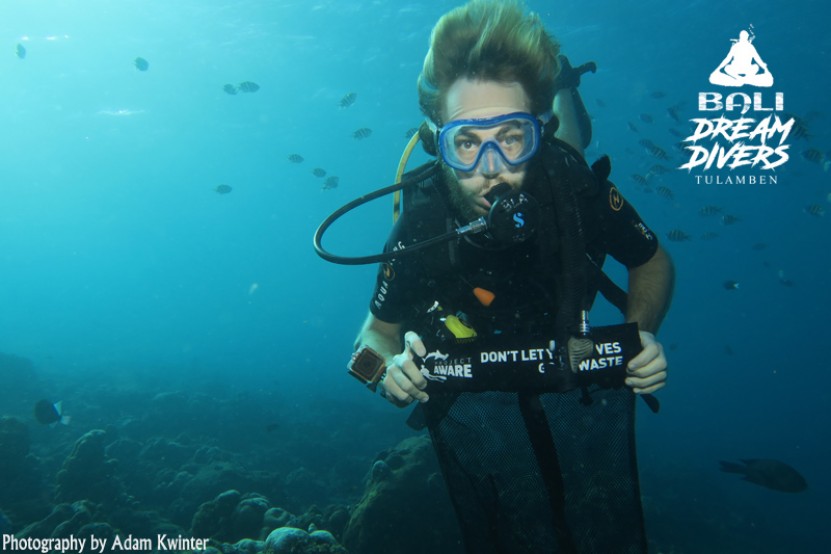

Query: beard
[442,164,480,222]
[441,164,529,222]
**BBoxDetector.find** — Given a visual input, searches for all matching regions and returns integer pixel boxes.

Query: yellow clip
[444,315,477,339]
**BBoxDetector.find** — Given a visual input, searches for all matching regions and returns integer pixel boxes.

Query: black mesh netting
[426,387,647,554]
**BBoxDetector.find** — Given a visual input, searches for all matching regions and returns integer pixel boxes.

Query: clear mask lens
[438,112,541,173]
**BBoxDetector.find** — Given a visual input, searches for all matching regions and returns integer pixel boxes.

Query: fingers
[626,370,667,394]
[626,330,667,394]
[404,331,426,357]
[380,376,417,408]
[381,332,430,407]
[381,364,429,405]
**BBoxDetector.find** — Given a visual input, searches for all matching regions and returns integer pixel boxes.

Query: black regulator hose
[313,174,480,266]
[314,173,538,265]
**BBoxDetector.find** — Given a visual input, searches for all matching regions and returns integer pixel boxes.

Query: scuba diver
[316,1,675,552]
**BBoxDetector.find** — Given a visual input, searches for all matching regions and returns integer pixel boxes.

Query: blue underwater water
[0,0,829,552]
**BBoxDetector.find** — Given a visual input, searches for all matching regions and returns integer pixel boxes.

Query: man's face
[441,78,533,220]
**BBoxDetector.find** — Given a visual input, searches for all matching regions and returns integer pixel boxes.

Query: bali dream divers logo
[680,25,795,183]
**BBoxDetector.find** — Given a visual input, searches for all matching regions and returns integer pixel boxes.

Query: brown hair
[417,0,560,125]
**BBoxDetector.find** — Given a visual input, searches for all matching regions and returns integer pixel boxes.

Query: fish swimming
[134,57,149,71]
[238,81,260,93]
[353,128,372,140]
[802,148,823,164]
[34,399,70,425]
[666,229,691,242]
[15,43,26,59]
[719,459,807,493]
[223,84,238,95]
[214,184,233,194]
[656,186,674,200]
[288,154,304,163]
[698,205,723,216]
[339,92,357,108]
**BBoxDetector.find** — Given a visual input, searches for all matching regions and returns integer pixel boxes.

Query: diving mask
[437,112,542,173]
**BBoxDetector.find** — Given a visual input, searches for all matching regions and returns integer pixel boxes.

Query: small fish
[781,113,810,140]
[15,43,26,59]
[288,154,304,163]
[339,92,357,108]
[656,186,674,200]
[650,146,669,160]
[214,184,233,194]
[134,57,149,71]
[672,142,688,154]
[312,168,327,178]
[238,81,260,93]
[778,271,795,287]
[802,148,824,164]
[627,121,639,133]
[668,128,685,138]
[595,98,606,108]
[666,107,681,123]
[353,127,372,140]
[648,164,671,175]
[323,176,339,190]
[639,113,653,124]
[751,242,768,251]
[698,205,723,216]
[700,231,720,240]
[639,139,669,160]
[649,91,666,99]
[405,127,419,139]
[666,229,691,242]
[223,84,238,95]
[721,214,741,225]
[719,459,807,493]
[631,174,649,186]
[804,203,825,217]
[34,399,70,425]
[723,280,740,290]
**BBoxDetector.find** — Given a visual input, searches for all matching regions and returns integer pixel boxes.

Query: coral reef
[341,435,463,554]
[0,416,48,523]
[55,430,122,505]
[263,527,347,554]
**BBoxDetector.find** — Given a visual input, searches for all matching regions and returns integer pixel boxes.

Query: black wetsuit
[368,147,659,554]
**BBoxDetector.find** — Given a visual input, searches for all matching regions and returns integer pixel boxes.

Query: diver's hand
[625,331,667,394]
[380,331,430,407]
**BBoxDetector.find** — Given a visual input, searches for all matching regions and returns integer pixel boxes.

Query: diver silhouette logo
[709,26,773,87]
[513,212,525,228]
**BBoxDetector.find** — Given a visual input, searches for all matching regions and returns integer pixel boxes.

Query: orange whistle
[473,287,495,307]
